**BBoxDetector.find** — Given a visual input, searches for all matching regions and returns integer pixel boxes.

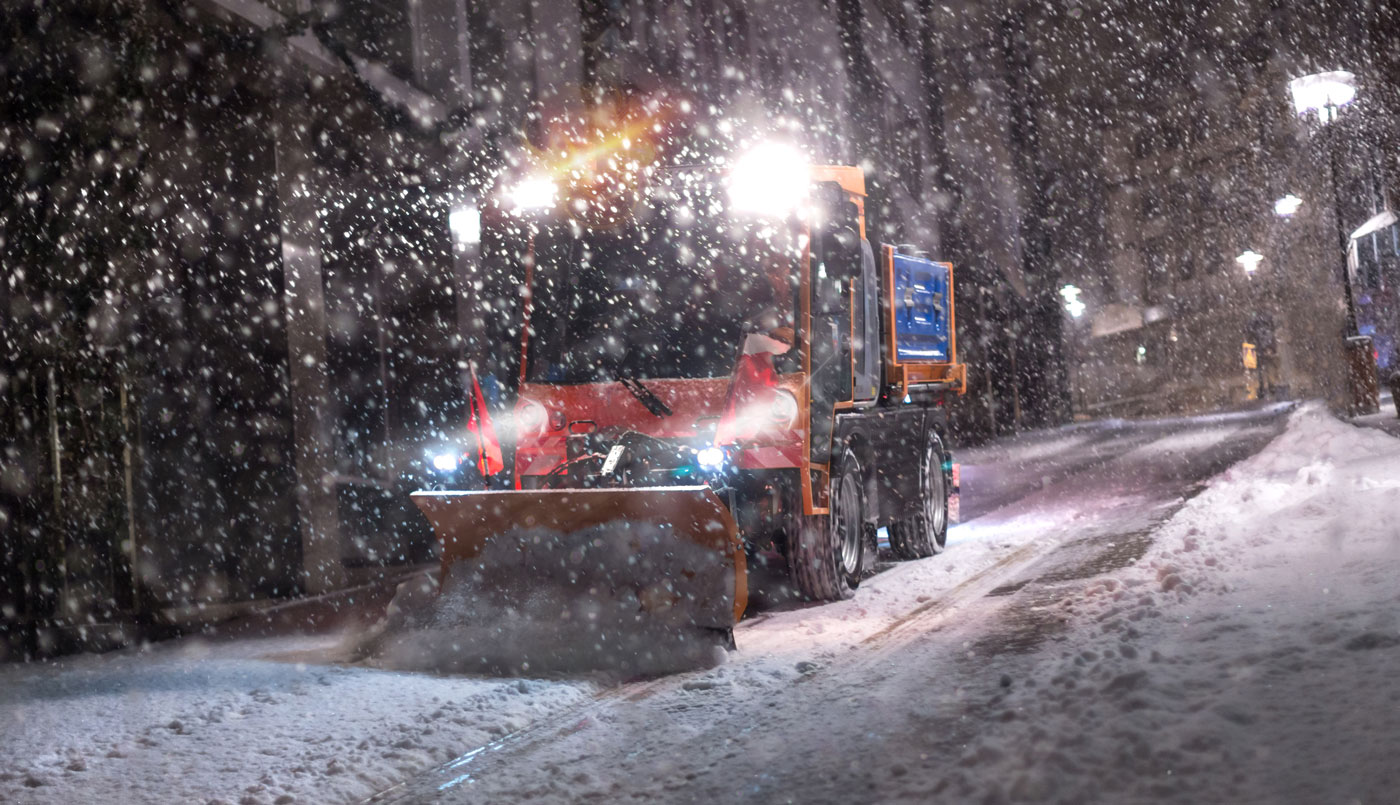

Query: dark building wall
[0,3,306,650]
[1,2,464,654]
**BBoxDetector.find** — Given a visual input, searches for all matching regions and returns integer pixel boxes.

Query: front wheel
[789,449,867,601]
[889,432,949,560]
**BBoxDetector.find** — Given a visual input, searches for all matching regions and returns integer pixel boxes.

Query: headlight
[430,452,460,473]
[515,398,548,438]
[696,446,726,472]
[768,389,799,427]
[505,176,557,214]
[726,142,810,217]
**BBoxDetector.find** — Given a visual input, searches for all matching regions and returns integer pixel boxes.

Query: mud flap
[410,486,748,629]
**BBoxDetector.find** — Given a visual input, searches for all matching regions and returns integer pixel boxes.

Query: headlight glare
[696,446,726,472]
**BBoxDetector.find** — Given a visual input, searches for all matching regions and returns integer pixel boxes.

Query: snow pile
[1105,402,1398,600]
[930,404,1400,803]
[354,522,733,677]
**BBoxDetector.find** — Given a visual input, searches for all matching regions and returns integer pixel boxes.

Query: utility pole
[1324,110,1361,335]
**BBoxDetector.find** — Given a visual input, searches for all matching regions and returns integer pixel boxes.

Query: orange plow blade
[410,486,748,629]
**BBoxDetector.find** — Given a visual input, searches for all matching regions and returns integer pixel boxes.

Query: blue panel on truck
[891,253,952,363]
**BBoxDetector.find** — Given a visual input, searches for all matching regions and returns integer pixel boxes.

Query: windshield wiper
[618,376,673,418]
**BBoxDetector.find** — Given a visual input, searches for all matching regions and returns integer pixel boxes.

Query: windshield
[524,175,801,383]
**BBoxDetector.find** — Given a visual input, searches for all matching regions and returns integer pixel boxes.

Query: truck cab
[491,137,964,602]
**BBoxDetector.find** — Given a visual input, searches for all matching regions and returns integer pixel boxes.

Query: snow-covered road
[16,402,1396,805]
[373,406,1295,804]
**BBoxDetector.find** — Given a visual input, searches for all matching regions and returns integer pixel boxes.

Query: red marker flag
[467,364,505,477]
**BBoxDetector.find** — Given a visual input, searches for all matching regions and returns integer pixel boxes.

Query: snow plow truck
[411,126,964,647]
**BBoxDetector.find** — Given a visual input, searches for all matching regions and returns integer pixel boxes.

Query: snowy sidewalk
[928,403,1400,803]
[0,632,595,804]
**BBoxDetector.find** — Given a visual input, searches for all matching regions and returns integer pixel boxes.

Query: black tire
[789,449,867,600]
[888,432,949,560]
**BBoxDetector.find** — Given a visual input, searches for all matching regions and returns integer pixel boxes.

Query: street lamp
[1236,249,1264,277]
[449,203,481,246]
[1059,284,1086,318]
[1274,194,1303,217]
[1288,71,1356,124]
[1288,69,1359,335]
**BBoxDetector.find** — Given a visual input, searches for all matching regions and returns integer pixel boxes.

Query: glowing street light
[449,203,481,246]
[1288,71,1356,124]
[1236,249,1264,276]
[1274,194,1303,217]
[504,176,558,214]
[1059,284,1086,318]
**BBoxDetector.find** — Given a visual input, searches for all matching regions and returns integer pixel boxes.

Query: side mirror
[815,226,861,316]
[823,227,861,269]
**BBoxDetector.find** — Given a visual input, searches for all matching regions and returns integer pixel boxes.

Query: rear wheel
[789,449,867,601]
[889,432,949,559]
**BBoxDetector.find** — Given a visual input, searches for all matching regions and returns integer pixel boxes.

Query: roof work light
[726,142,811,217]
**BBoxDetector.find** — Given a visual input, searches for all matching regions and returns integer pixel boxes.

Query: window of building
[581,0,633,98]
[1175,247,1196,282]
[1139,187,1163,219]
[899,120,924,198]
[1142,239,1171,304]
[1190,110,1211,145]
[1160,124,1184,152]
[1133,126,1157,159]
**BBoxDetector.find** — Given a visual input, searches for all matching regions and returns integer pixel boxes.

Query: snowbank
[932,404,1400,803]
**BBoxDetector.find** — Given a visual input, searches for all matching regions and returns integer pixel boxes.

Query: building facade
[1058,2,1385,417]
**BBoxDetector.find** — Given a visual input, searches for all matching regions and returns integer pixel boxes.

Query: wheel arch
[920,404,951,461]
[836,419,879,525]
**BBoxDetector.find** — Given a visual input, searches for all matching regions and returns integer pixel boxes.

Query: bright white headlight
[431,452,460,472]
[696,446,726,472]
[726,142,810,217]
[506,176,557,213]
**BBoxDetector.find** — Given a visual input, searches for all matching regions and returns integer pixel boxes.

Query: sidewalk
[1354,391,1400,437]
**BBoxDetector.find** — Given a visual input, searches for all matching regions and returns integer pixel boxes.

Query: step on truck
[412,121,965,647]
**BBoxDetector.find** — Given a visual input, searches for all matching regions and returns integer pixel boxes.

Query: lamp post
[1058,284,1088,415]
[1288,70,1359,335]
[1288,70,1382,413]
